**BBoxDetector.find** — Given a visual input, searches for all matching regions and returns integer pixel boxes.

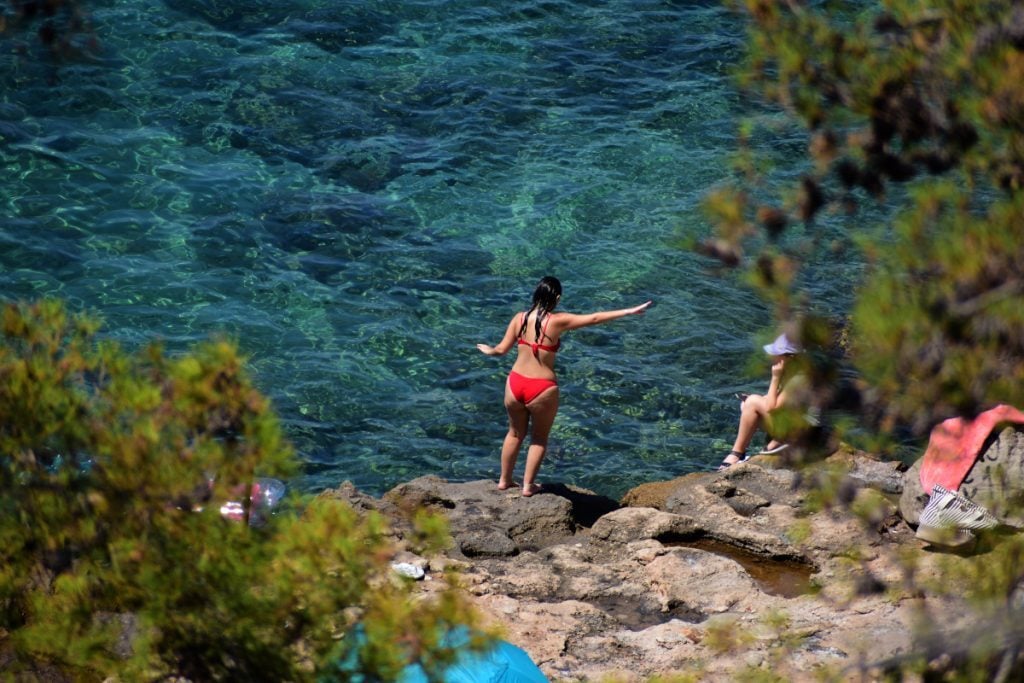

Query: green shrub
[0,299,480,680]
[704,1,1024,678]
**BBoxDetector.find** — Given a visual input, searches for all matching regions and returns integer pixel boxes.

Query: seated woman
[719,333,801,470]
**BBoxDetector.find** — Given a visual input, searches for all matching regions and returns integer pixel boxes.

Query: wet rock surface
[324,450,987,681]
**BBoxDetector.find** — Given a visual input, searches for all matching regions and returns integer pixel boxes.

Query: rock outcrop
[324,450,991,682]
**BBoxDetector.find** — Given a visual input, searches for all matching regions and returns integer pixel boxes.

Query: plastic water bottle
[248,477,286,527]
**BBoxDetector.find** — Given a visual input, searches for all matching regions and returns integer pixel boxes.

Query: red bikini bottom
[508,371,558,404]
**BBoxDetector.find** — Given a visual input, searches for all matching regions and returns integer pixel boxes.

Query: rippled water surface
[1,0,865,498]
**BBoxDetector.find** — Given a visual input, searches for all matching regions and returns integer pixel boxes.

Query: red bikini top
[518,312,561,355]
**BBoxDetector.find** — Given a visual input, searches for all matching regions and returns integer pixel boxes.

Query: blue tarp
[397,627,548,683]
[328,625,548,682]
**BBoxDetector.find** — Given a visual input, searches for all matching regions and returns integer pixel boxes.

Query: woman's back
[511,310,560,378]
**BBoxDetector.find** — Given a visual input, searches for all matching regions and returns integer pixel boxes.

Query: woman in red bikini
[476,276,651,497]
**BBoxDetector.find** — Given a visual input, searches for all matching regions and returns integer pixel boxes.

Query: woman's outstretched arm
[476,314,521,356]
[554,300,652,332]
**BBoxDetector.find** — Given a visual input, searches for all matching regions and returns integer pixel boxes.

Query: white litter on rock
[391,562,425,580]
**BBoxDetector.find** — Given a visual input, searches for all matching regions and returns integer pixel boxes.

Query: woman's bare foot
[497,480,517,491]
[522,483,543,497]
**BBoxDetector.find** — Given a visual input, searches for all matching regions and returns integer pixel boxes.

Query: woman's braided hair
[518,276,561,354]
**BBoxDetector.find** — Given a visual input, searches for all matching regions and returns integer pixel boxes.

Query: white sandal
[717,450,747,471]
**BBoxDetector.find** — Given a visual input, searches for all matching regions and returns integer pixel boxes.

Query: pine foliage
[708,0,1024,436]
[0,299,480,681]
[706,1,1024,678]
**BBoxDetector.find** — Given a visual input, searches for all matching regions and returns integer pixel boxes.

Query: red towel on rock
[920,404,1024,493]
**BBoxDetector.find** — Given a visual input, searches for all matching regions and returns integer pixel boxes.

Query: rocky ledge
[319,446,1001,681]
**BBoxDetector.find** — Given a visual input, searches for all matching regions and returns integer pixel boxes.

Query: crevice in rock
[537,483,621,527]
[586,594,706,631]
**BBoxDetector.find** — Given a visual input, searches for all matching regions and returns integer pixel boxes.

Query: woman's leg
[728,393,772,460]
[522,386,560,496]
[499,380,530,490]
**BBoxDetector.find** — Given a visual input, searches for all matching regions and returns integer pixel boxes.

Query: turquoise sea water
[1,0,864,498]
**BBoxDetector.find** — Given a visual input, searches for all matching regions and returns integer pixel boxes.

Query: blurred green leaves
[702,1,1024,679]
[707,0,1024,436]
[0,299,480,680]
